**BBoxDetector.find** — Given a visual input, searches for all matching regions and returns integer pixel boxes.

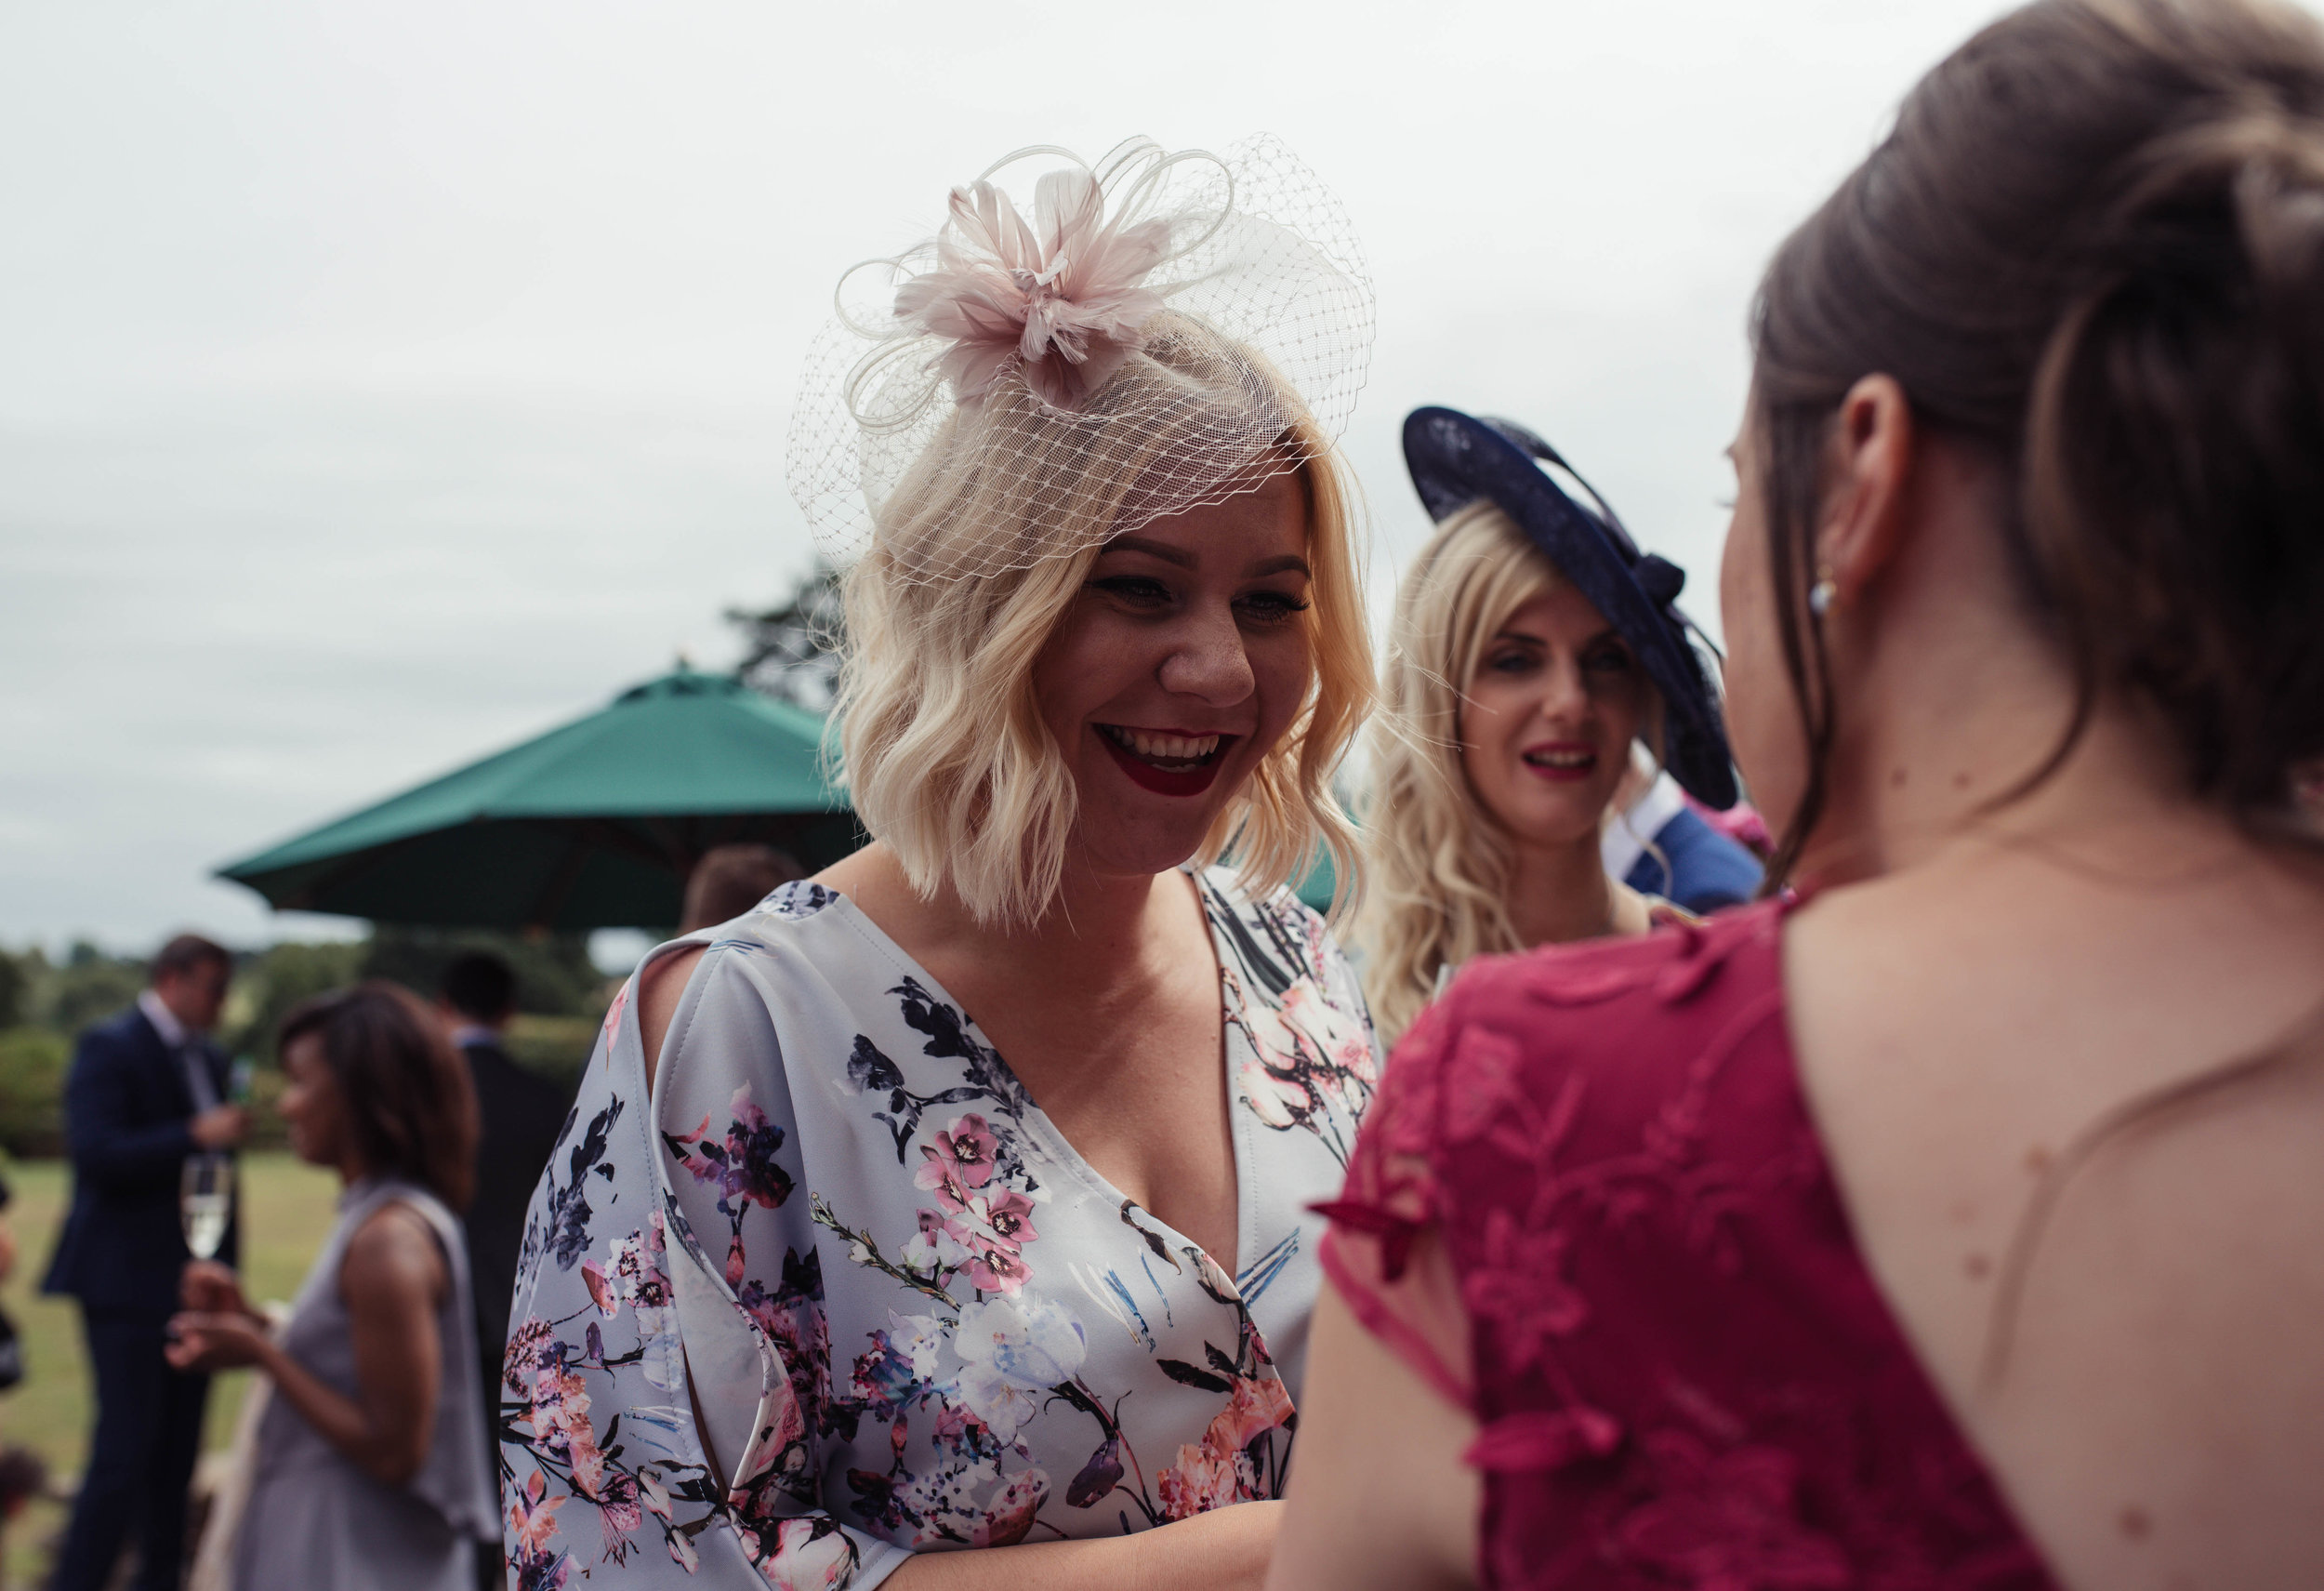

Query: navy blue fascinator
[1401,405,1739,810]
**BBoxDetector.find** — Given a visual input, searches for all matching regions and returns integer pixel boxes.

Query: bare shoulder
[341,1199,447,1306]
[640,944,707,1092]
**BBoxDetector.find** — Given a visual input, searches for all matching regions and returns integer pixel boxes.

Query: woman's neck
[1504,832,1620,948]
[828,842,1201,1001]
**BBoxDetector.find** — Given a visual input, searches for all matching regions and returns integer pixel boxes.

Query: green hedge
[0,1028,68,1159]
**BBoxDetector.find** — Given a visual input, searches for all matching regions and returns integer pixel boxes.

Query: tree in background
[0,928,611,1157]
[728,559,844,710]
[0,950,22,1030]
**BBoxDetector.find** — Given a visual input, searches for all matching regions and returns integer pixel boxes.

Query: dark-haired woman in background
[1274,1,2324,1586]
[168,982,497,1589]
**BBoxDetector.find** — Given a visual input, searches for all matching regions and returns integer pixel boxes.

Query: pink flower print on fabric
[597,1471,644,1563]
[1278,977,1379,1103]
[892,167,1174,411]
[746,1516,858,1590]
[961,1237,1032,1298]
[528,1360,608,1500]
[915,1113,1000,1208]
[670,1087,797,1216]
[935,1114,999,1187]
[1237,974,1374,1135]
[507,1469,574,1588]
[1156,1369,1295,1520]
[504,1317,556,1395]
[972,1469,1052,1548]
[599,982,628,1060]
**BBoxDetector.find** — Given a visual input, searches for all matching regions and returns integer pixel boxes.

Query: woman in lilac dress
[1274,1,2324,1586]
[168,983,495,1590]
[500,138,1382,1589]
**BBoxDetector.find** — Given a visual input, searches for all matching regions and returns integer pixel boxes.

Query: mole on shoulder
[2024,1143,2053,1174]
[2119,1505,2153,1542]
[1963,1252,1992,1280]
[1888,765,1908,789]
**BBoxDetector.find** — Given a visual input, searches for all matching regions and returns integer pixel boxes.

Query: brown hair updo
[1752,0,2324,878]
[278,981,481,1211]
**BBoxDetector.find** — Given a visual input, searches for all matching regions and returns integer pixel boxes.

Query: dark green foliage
[218,939,369,1066]
[0,1028,69,1158]
[0,927,610,1157]
[501,1015,596,1104]
[0,952,23,1030]
[46,943,146,1037]
[730,559,845,710]
[359,927,608,1022]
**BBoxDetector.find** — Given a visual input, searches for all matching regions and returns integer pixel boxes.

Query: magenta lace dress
[1318,900,2058,1589]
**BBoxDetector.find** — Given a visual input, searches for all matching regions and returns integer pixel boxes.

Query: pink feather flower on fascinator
[893,167,1176,411]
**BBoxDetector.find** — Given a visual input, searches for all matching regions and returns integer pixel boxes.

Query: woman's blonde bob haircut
[834,315,1372,927]
[1356,501,1607,1048]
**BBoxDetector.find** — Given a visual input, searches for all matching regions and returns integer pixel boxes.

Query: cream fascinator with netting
[786,137,1374,582]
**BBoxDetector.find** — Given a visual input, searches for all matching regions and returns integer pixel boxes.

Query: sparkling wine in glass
[180,1153,232,1261]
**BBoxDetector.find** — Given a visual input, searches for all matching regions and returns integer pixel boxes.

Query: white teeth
[1102,725,1223,763]
[1525,749,1593,768]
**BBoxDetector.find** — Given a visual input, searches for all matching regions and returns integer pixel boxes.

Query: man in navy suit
[44,933,245,1591]
[1603,765,1766,913]
[435,950,569,1591]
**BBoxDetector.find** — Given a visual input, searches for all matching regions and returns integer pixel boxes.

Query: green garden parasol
[217,669,855,931]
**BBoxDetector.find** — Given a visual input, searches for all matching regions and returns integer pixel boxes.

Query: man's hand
[189,1105,245,1150]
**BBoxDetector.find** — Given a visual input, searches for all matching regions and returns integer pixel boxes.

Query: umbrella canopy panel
[218,670,857,931]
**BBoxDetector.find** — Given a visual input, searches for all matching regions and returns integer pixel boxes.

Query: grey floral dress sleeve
[500,867,1379,1587]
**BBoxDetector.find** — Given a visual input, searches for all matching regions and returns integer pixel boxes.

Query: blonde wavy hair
[833,318,1372,927]
[1355,501,1572,1047]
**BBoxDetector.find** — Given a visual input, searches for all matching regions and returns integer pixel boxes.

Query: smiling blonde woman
[1356,408,1742,1048]
[496,138,1380,1591]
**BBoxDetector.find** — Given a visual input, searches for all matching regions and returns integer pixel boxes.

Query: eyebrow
[1492,625,1625,648]
[1101,537,1312,579]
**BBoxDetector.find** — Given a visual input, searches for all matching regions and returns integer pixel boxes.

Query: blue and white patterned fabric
[500,868,1378,1587]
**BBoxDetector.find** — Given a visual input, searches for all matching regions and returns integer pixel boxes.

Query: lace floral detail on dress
[1321,905,2059,1591]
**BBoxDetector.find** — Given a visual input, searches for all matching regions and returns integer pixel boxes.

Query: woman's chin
[1068,807,1229,883]
[1501,804,1614,854]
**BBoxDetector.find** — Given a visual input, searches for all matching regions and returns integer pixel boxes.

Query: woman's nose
[1156,605,1255,706]
[1534,656,1591,723]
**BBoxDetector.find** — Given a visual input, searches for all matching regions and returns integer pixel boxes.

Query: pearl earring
[1808,571,1838,618]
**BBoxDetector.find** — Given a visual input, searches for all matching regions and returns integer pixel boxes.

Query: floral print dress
[500,868,1378,1588]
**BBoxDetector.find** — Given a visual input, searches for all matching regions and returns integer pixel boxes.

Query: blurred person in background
[677,842,806,934]
[168,981,495,1590]
[432,950,563,1591]
[44,931,244,1591]
[1600,752,1765,910]
[1277,1,2324,1584]
[1355,408,1743,1048]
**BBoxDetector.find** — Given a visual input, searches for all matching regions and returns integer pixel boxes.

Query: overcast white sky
[0,0,2016,957]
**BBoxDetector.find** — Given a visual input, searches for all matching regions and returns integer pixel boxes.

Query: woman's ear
[1815,374,1917,607]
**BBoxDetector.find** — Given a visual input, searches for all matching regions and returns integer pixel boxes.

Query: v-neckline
[818,870,1250,1285]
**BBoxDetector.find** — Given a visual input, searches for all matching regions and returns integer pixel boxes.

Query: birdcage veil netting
[786,136,1374,584]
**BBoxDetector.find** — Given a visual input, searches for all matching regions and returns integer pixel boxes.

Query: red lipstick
[1520,740,1599,783]
[1097,727,1235,798]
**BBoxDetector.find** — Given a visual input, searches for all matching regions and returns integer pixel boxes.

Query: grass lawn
[0,1153,343,1585]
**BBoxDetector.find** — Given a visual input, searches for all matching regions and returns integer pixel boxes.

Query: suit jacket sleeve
[65,1027,195,1193]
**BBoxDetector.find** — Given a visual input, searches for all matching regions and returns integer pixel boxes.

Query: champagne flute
[180,1152,232,1262]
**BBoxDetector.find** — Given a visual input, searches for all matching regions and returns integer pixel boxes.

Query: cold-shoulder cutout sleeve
[1314,993,1476,1411]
